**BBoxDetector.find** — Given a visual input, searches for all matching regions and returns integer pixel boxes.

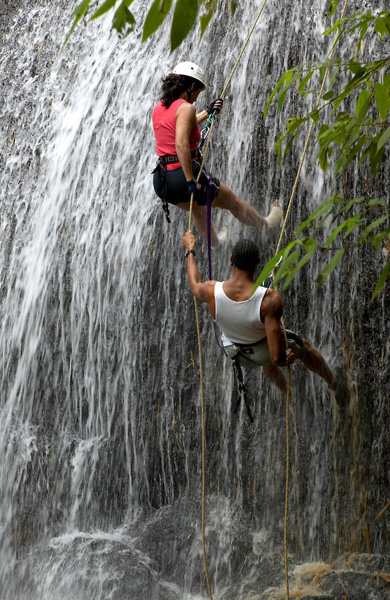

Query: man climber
[182,231,336,394]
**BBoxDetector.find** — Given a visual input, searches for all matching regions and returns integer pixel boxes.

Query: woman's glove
[205,98,224,115]
[186,177,201,195]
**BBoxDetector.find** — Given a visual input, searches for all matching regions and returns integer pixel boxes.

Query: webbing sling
[233,357,254,423]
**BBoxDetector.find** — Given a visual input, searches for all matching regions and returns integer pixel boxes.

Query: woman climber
[152,61,282,245]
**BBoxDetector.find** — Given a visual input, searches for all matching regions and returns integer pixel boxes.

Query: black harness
[229,338,267,424]
[152,149,202,223]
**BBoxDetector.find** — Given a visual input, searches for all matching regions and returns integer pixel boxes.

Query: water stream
[0,0,389,598]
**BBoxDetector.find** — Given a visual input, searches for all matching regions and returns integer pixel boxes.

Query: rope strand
[274,4,349,597]
[186,5,271,598]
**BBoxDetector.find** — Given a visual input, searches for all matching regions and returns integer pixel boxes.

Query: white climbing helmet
[172,61,206,89]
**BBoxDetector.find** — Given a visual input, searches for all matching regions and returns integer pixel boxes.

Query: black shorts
[153,160,220,207]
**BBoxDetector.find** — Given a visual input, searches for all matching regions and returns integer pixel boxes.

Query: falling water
[0,0,389,598]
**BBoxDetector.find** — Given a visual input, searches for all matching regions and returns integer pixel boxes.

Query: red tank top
[152,99,201,169]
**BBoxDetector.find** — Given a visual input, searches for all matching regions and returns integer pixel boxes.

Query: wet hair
[160,73,204,108]
[231,239,260,271]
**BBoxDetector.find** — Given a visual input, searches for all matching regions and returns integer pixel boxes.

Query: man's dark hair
[231,239,260,271]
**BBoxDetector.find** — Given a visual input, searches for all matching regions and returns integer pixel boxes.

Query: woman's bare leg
[176,201,218,246]
[214,182,268,231]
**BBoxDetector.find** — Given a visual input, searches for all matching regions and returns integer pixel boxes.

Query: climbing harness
[233,357,254,423]
[152,149,202,223]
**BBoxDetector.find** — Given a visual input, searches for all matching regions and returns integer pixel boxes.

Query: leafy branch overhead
[258,7,390,302]
[68,0,236,50]
[265,10,390,179]
[258,196,390,303]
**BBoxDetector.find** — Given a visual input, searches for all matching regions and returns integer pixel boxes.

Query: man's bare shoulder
[198,280,216,302]
[262,288,283,319]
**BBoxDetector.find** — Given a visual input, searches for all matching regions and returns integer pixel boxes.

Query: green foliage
[170,0,198,51]
[113,0,136,36]
[260,6,390,302]
[142,0,172,43]
[65,0,91,44]
[200,0,217,37]
[254,196,390,300]
[267,10,390,181]
[68,0,219,49]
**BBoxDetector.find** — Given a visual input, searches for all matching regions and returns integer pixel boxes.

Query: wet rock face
[0,0,389,598]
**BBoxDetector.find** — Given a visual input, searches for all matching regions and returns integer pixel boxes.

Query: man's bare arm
[262,290,295,366]
[182,231,216,315]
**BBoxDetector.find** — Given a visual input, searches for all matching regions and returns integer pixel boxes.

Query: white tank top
[214,281,267,346]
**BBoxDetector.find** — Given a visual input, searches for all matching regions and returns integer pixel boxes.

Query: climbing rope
[188,0,270,230]
[186,3,271,599]
[272,1,349,597]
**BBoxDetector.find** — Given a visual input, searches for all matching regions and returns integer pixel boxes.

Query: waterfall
[1,0,389,598]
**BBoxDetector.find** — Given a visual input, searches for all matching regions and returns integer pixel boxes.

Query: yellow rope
[284,365,291,599]
[188,0,270,231]
[193,296,214,600]
[273,3,349,597]
[186,5,271,598]
[275,0,350,255]
[188,0,348,589]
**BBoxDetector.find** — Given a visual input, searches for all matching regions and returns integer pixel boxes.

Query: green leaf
[377,127,390,152]
[282,135,296,164]
[374,82,390,121]
[283,239,318,289]
[274,248,301,287]
[356,88,371,119]
[367,197,384,207]
[372,233,385,252]
[344,214,361,237]
[370,256,390,303]
[311,109,320,124]
[298,71,314,95]
[171,0,198,51]
[358,20,369,39]
[113,0,135,35]
[90,0,116,20]
[369,143,384,178]
[199,0,216,36]
[329,67,339,88]
[329,0,339,18]
[348,59,365,77]
[374,16,390,38]
[327,221,349,248]
[264,69,295,118]
[322,90,335,101]
[253,250,286,291]
[65,0,91,44]
[142,0,172,42]
[200,9,214,36]
[295,197,336,236]
[276,71,301,113]
[359,216,389,243]
[343,196,364,213]
[317,248,345,288]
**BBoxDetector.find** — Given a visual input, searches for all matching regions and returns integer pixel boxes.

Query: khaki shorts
[224,331,304,369]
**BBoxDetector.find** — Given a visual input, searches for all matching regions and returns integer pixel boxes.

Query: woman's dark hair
[231,239,260,271]
[160,73,204,108]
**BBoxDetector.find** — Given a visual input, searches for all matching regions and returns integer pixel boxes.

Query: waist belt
[226,336,267,358]
[157,149,201,165]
